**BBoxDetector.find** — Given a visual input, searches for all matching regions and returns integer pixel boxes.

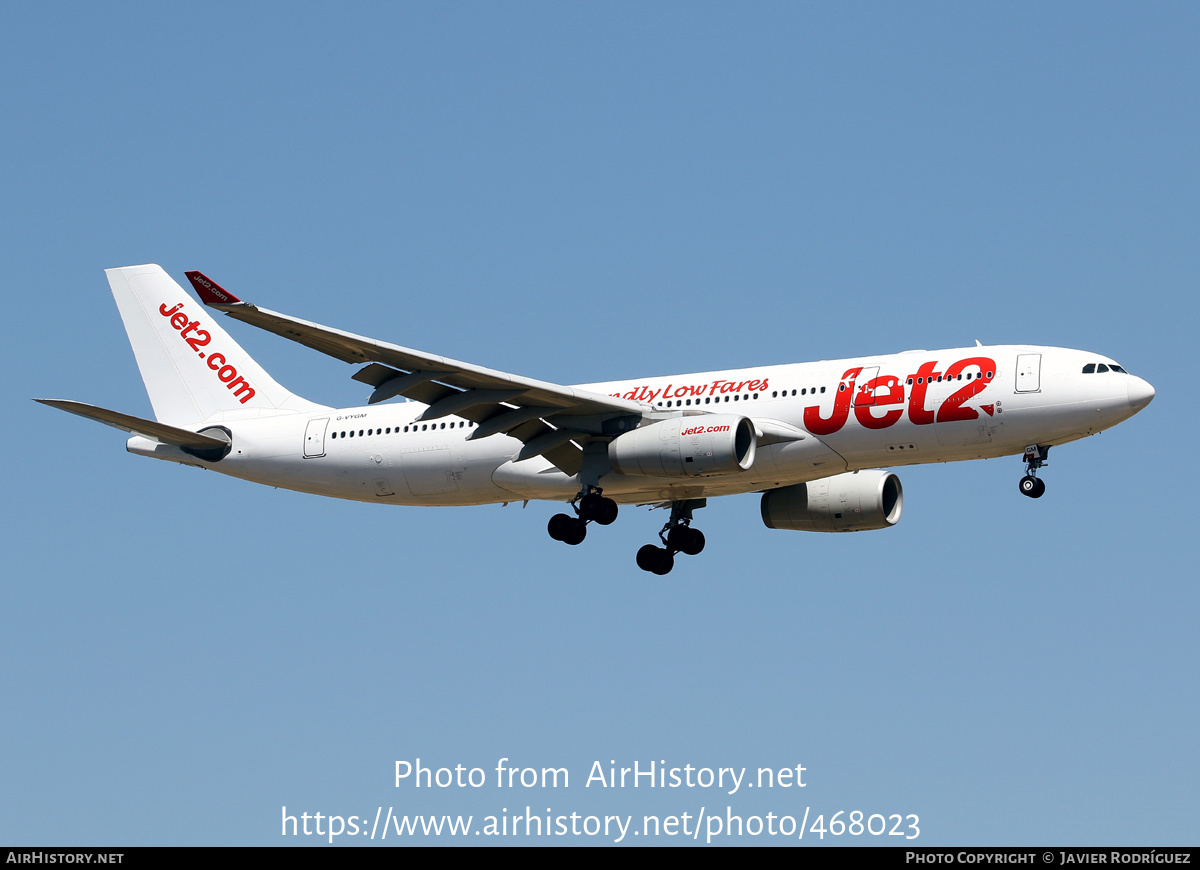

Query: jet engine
[608,415,756,478]
[760,470,903,532]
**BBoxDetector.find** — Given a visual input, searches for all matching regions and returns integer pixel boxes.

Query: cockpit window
[1084,361,1130,374]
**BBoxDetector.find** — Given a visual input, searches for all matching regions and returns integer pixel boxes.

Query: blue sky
[2,2,1196,845]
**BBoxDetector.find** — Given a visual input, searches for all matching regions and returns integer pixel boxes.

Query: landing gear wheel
[667,526,705,556]
[579,492,602,519]
[550,513,587,543]
[580,493,619,525]
[588,494,624,523]
[636,544,674,574]
[1020,446,1049,499]
[1019,476,1045,498]
[637,544,661,572]
[548,513,574,541]
[560,517,587,545]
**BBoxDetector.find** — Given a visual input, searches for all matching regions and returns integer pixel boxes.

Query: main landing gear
[547,487,619,546]
[546,487,708,576]
[636,499,706,575]
[1019,445,1049,499]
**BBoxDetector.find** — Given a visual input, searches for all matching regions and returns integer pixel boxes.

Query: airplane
[37,265,1155,574]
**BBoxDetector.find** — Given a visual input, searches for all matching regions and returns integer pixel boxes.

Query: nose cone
[1127,376,1155,413]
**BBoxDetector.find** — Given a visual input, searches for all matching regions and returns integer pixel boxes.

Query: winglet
[185,270,242,306]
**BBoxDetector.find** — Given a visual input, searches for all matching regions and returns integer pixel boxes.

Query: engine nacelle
[760,470,903,532]
[608,415,756,478]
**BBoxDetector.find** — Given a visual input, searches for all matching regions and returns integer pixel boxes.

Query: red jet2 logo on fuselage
[611,357,998,437]
[804,357,997,435]
[158,302,257,404]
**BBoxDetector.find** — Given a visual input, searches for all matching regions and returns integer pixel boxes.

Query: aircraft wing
[186,271,650,475]
[33,399,231,451]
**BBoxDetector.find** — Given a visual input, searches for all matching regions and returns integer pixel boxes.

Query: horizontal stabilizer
[34,399,230,451]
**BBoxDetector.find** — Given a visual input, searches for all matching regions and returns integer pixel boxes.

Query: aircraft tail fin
[106,264,325,426]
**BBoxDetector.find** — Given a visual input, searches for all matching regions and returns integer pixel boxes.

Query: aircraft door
[1015,354,1042,393]
[303,418,329,458]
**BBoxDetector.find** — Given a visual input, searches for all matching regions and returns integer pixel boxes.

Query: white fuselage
[127,344,1151,507]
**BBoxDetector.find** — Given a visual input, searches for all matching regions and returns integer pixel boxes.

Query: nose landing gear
[636,498,706,575]
[1019,445,1049,498]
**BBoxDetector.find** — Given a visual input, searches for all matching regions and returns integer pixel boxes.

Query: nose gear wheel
[1019,445,1049,498]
